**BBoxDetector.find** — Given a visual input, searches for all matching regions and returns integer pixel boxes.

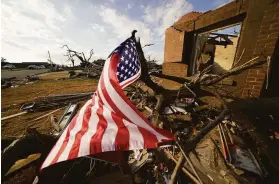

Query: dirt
[1,72,98,138]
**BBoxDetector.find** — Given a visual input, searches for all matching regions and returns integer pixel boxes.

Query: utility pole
[48,51,53,71]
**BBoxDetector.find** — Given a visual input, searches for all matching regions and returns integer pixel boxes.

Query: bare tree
[62,45,94,68]
[1,57,7,63]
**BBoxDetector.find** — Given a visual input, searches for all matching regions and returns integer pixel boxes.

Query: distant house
[12,62,51,68]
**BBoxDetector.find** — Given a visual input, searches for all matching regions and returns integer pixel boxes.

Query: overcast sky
[1,0,232,65]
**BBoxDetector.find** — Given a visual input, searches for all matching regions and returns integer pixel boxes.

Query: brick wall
[164,27,184,63]
[242,0,279,97]
[162,62,188,78]
[163,0,279,98]
[174,0,249,32]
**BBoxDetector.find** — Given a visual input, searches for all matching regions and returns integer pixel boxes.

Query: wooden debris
[1,111,27,121]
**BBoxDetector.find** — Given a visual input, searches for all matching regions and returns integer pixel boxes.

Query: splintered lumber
[201,56,265,86]
[1,111,27,121]
[164,150,200,184]
[169,153,185,184]
[180,109,229,154]
[29,108,62,123]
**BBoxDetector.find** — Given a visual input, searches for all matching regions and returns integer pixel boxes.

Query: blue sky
[1,0,232,65]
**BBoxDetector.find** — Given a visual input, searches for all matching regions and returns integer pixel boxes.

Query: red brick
[248,71,266,76]
[253,85,262,90]
[257,38,277,45]
[256,78,265,82]
[164,27,184,63]
[251,89,261,96]
[269,32,279,39]
[257,69,267,74]
[246,81,263,86]
[263,14,275,22]
[246,77,256,82]
[162,63,188,78]
[266,42,277,49]
[257,35,269,41]
[242,90,249,96]
[248,69,259,74]
[265,8,279,16]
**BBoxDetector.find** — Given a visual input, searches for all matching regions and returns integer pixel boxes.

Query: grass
[1,72,98,138]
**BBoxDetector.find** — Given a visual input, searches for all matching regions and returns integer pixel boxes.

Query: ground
[1,71,98,138]
[1,69,49,79]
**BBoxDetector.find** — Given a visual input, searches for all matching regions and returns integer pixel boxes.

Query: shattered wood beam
[164,150,200,184]
[169,153,185,184]
[134,32,183,127]
[178,109,229,154]
[201,57,266,86]
[135,38,169,95]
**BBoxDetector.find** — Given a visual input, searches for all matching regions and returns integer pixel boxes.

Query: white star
[116,72,119,75]
[132,66,135,69]
[121,66,124,70]
[121,56,124,61]
[129,54,131,58]
[125,68,128,73]
[120,74,123,78]
[130,48,133,52]
[125,50,128,55]
[128,71,131,75]
[132,57,135,62]
[124,76,127,80]
[125,60,128,64]
[125,44,129,48]
[129,63,132,67]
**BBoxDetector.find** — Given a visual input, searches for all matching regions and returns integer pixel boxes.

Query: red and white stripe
[41,53,174,170]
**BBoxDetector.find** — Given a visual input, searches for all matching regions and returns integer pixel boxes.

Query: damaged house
[163,0,279,98]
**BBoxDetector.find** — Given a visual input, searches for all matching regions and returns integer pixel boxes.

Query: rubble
[2,35,278,184]
[20,92,93,112]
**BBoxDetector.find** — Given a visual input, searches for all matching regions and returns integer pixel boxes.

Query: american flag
[41,36,174,169]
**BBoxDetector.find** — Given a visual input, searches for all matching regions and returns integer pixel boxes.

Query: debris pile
[2,38,278,184]
[1,75,41,89]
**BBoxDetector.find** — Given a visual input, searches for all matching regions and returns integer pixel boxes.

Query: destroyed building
[163,0,279,98]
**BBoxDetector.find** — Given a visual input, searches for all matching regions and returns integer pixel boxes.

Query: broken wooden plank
[1,111,27,121]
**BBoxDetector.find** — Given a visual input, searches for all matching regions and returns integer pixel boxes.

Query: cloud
[143,0,193,38]
[1,0,67,63]
[99,6,152,45]
[1,0,194,65]
[91,23,106,33]
[1,0,93,65]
